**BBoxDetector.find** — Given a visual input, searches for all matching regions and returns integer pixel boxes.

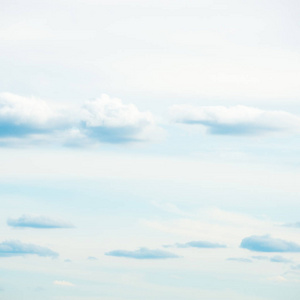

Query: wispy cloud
[282,222,300,228]
[252,256,269,260]
[169,105,300,136]
[0,240,58,258]
[227,257,252,263]
[241,235,300,252]
[53,280,74,287]
[87,256,97,261]
[270,256,292,263]
[168,240,226,249]
[105,247,180,259]
[7,215,74,229]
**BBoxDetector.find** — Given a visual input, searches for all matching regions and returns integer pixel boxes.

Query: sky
[1,0,300,299]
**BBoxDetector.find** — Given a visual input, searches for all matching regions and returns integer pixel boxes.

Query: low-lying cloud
[240,235,300,252]
[0,240,58,257]
[7,215,74,229]
[168,240,226,249]
[170,104,300,136]
[105,247,180,259]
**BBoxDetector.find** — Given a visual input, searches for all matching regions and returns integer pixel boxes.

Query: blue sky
[1,0,300,299]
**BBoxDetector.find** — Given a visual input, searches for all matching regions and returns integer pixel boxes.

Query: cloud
[240,235,300,252]
[87,256,97,261]
[0,240,58,257]
[169,240,226,249]
[105,247,180,259]
[252,256,269,260]
[80,94,156,143]
[7,215,74,229]
[267,276,288,283]
[53,280,74,287]
[169,105,300,135]
[227,257,252,263]
[291,264,300,270]
[0,92,68,137]
[282,222,300,228]
[0,92,159,145]
[270,256,292,263]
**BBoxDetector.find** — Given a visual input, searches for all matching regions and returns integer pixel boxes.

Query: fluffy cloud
[53,280,74,287]
[169,104,300,135]
[0,93,159,145]
[0,92,67,137]
[240,235,300,252]
[0,240,58,257]
[105,247,180,259]
[7,215,74,229]
[80,94,156,143]
[169,240,226,249]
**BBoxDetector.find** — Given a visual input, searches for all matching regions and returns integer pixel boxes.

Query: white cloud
[0,92,62,127]
[82,94,153,129]
[81,94,158,142]
[0,93,160,145]
[53,280,75,287]
[169,105,300,135]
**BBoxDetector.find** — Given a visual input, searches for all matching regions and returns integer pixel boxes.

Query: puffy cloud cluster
[0,93,158,145]
[7,215,74,229]
[169,104,300,135]
[0,240,58,257]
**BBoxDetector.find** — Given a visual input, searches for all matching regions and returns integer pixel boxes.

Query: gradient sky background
[1,0,300,299]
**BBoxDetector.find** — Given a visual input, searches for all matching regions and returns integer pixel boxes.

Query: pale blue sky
[1,1,300,299]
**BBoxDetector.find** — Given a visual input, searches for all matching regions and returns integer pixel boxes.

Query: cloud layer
[7,215,74,229]
[0,93,158,145]
[240,235,300,252]
[0,240,58,257]
[105,247,180,259]
[170,105,300,135]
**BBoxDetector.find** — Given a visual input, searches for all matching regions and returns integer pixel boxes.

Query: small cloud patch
[87,256,97,261]
[0,240,58,258]
[227,257,252,263]
[172,240,226,249]
[282,222,300,228]
[270,256,292,263]
[53,280,74,287]
[7,215,74,229]
[240,235,300,252]
[105,247,180,259]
